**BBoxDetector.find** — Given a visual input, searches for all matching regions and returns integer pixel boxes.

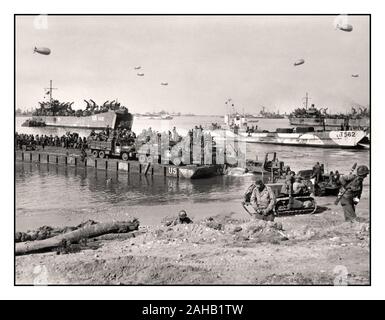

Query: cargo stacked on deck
[295,127,315,133]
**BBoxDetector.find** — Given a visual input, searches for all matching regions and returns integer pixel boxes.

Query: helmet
[179,210,187,218]
[255,178,264,186]
[357,165,370,176]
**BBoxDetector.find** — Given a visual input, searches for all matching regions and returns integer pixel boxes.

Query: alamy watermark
[333,265,349,286]
[136,128,247,167]
[32,265,49,285]
[33,15,48,30]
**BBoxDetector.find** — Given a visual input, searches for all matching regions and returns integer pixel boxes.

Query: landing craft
[34,47,51,55]
[337,24,353,32]
[134,66,141,70]
[137,73,144,76]
[294,59,305,66]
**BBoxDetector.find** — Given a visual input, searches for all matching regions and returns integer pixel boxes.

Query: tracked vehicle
[270,180,317,216]
[274,193,317,216]
[243,183,317,217]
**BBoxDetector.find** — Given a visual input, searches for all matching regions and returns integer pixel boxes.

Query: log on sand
[16,220,139,255]
[93,230,145,241]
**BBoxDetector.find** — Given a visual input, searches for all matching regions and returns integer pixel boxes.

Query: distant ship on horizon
[135,111,173,120]
[288,93,369,130]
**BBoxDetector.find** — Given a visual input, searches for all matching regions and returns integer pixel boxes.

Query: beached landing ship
[23,81,134,130]
[35,109,133,130]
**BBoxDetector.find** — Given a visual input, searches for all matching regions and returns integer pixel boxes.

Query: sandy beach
[16,191,370,285]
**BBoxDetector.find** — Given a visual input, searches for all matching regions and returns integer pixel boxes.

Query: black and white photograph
[13,13,372,288]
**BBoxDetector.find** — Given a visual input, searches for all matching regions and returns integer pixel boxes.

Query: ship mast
[302,92,311,110]
[44,80,58,106]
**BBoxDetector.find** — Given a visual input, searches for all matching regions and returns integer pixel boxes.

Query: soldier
[80,145,87,162]
[329,171,335,184]
[176,210,193,224]
[312,162,322,183]
[172,127,179,142]
[284,171,296,195]
[243,181,256,203]
[250,179,276,221]
[284,171,296,208]
[165,210,193,226]
[334,170,341,186]
[293,177,307,195]
[339,165,369,222]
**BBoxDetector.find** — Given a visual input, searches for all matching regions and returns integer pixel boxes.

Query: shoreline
[16,194,370,285]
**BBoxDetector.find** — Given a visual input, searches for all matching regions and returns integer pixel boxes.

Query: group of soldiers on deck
[88,126,137,145]
[15,132,88,150]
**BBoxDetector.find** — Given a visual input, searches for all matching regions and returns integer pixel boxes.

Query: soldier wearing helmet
[163,210,193,227]
[175,210,193,225]
[339,165,369,222]
[250,178,276,221]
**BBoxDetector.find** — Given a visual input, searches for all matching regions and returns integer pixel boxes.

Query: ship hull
[239,130,367,148]
[179,165,224,179]
[32,111,133,130]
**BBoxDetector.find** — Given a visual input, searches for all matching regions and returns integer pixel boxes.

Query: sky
[15,15,370,115]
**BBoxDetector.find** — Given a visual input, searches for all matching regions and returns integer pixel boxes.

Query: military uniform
[244,183,256,203]
[170,216,193,226]
[312,163,322,183]
[250,185,276,221]
[339,174,364,221]
[280,175,294,195]
[293,181,306,195]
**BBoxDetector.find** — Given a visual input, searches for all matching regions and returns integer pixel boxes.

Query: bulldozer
[274,193,317,216]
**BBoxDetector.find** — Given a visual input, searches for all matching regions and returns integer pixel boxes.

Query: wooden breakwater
[15,150,224,179]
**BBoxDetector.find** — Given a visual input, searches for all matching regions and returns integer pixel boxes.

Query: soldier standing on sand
[339,165,369,222]
[250,179,276,221]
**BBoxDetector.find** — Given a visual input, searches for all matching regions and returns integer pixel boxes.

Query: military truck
[88,137,136,161]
